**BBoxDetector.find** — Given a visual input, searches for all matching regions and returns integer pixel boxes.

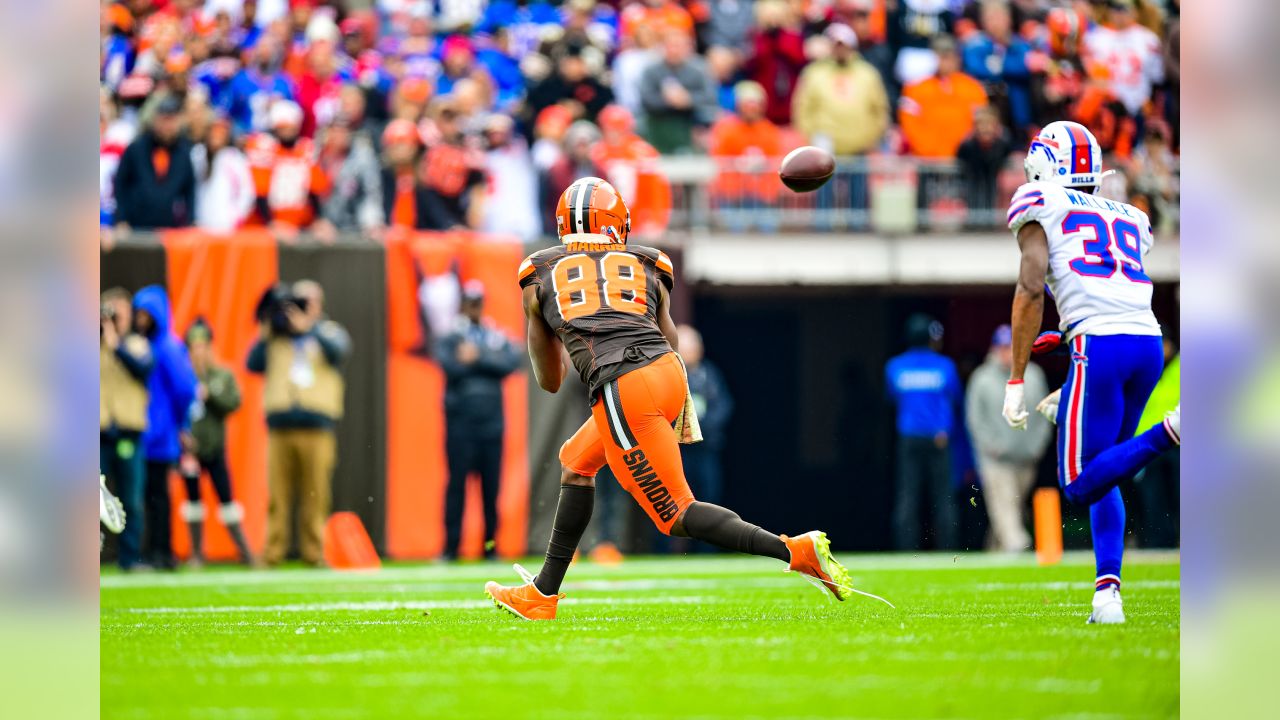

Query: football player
[484,177,855,620]
[1004,121,1180,624]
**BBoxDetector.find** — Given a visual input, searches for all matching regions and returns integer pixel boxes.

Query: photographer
[247,280,350,567]
[100,288,153,570]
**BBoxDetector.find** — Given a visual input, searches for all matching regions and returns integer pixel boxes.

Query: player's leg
[1059,336,1179,508]
[598,354,852,599]
[484,417,603,619]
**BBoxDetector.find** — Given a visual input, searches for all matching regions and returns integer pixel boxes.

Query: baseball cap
[185,317,213,345]
[733,80,767,106]
[991,324,1013,347]
[930,35,958,56]
[462,280,486,301]
[824,23,858,48]
[165,52,192,75]
[1108,0,1135,10]
[154,94,184,116]
[399,76,432,104]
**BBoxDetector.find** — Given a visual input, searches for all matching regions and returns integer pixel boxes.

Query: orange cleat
[589,541,624,566]
[484,564,563,621]
[781,531,852,601]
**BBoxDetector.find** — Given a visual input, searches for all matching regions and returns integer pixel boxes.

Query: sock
[1064,422,1175,506]
[534,484,594,596]
[679,502,790,562]
[1090,487,1124,592]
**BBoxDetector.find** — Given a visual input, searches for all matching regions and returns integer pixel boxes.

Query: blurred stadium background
[98,0,1180,564]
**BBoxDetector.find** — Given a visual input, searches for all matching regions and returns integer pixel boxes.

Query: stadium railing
[658,155,1011,234]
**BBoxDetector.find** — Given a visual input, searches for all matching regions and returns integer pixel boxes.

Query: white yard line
[100,550,1179,589]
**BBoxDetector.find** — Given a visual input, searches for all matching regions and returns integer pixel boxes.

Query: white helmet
[1023,120,1103,193]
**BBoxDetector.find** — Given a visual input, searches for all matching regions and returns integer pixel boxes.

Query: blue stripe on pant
[1056,333,1170,586]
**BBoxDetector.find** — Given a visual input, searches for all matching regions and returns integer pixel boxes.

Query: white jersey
[1008,181,1160,340]
[1083,24,1165,116]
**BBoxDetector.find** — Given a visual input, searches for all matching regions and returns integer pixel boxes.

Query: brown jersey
[518,241,675,395]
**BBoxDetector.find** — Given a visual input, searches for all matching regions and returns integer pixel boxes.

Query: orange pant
[559,352,695,534]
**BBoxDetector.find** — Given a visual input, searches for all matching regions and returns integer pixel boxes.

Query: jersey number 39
[552,253,649,322]
[1065,211,1151,284]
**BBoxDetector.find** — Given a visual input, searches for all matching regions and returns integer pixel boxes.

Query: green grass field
[100,551,1178,719]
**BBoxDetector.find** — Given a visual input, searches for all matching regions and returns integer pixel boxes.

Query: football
[779,145,835,193]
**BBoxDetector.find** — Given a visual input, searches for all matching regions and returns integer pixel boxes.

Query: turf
[100,551,1179,719]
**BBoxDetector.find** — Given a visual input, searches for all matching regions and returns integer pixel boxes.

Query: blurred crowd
[100,0,1181,243]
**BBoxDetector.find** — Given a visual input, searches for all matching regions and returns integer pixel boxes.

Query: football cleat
[589,541,624,566]
[484,564,562,621]
[781,531,852,601]
[1163,405,1180,445]
[1087,586,1125,625]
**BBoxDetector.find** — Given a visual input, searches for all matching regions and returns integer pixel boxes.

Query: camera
[255,284,311,337]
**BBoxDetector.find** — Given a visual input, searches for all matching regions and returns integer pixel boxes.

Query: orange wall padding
[161,229,279,560]
[384,231,529,559]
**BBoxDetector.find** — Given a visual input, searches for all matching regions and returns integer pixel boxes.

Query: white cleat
[1087,586,1125,625]
[1163,405,1180,445]
[100,474,126,535]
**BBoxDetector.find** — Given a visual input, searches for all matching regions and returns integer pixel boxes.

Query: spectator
[526,42,614,126]
[113,95,197,231]
[898,36,988,158]
[845,0,899,108]
[435,35,481,99]
[318,114,385,237]
[965,324,1051,552]
[639,33,718,154]
[295,38,353,138]
[531,104,574,174]
[474,29,526,111]
[543,120,602,233]
[246,99,336,241]
[886,0,957,88]
[480,114,541,241]
[956,105,1014,221]
[708,81,785,227]
[792,24,889,156]
[421,100,488,230]
[962,0,1042,137]
[705,0,756,50]
[179,318,253,567]
[677,325,734,539]
[1083,0,1164,118]
[192,114,256,232]
[1126,120,1179,231]
[885,313,962,551]
[743,0,807,126]
[390,76,434,124]
[436,281,520,561]
[100,288,152,571]
[247,280,350,568]
[102,3,137,91]
[620,0,695,46]
[226,34,296,134]
[612,24,661,119]
[380,119,430,230]
[591,105,672,237]
[133,286,199,570]
[706,45,742,113]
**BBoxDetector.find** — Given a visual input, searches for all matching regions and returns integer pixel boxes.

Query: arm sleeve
[517,254,539,289]
[115,335,154,381]
[474,333,522,377]
[654,251,675,290]
[246,339,267,374]
[1007,182,1051,234]
[206,370,242,417]
[434,331,465,378]
[313,322,351,367]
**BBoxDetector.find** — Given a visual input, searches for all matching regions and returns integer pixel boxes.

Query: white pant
[976,454,1036,552]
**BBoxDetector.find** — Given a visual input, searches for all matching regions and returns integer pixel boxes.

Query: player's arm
[523,284,565,393]
[1004,221,1049,428]
[655,283,679,353]
[1010,222,1049,381]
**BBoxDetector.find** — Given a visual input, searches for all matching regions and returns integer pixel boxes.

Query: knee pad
[219,502,245,525]
[180,501,206,522]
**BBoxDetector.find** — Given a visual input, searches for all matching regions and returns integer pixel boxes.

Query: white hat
[269,100,304,128]
[824,23,858,48]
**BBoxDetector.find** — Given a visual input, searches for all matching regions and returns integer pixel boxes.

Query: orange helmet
[555,176,631,243]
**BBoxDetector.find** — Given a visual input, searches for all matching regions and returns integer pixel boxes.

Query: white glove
[1036,388,1062,425]
[1003,380,1028,429]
